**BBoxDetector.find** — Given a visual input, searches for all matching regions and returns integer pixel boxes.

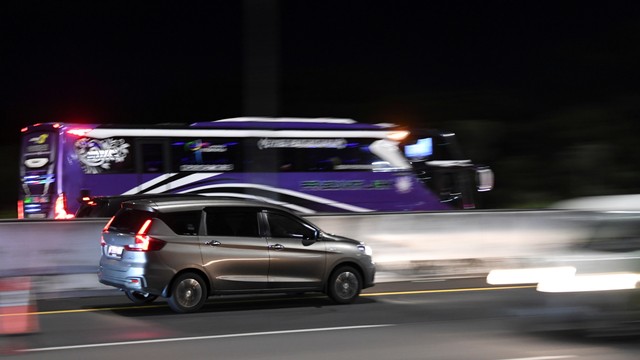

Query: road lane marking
[0,285,535,317]
[0,304,167,317]
[361,285,536,297]
[496,356,577,360]
[20,324,395,352]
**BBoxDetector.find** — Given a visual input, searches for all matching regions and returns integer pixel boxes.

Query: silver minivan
[98,197,375,313]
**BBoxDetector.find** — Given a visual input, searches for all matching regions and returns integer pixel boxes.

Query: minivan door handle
[205,240,221,247]
[269,244,284,251]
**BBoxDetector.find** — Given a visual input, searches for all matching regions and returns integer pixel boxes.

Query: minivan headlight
[357,243,373,256]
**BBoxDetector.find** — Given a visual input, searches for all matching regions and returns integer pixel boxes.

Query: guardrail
[0,210,615,296]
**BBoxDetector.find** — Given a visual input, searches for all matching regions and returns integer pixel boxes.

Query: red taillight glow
[101,216,114,246]
[17,200,24,219]
[66,128,93,137]
[138,219,153,235]
[125,219,165,252]
[54,193,75,220]
[21,127,28,133]
[103,216,115,232]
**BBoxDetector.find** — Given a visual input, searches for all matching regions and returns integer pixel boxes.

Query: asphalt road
[2,278,639,359]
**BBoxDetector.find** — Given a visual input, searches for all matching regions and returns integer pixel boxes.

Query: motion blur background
[2,0,640,217]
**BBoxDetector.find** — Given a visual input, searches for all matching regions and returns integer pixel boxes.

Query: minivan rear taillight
[124,219,166,252]
[101,216,116,246]
[103,216,115,232]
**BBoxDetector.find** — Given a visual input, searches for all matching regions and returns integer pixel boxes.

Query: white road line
[21,324,395,353]
[497,356,577,360]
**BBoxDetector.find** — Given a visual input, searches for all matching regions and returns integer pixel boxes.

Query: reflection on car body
[98,197,375,313]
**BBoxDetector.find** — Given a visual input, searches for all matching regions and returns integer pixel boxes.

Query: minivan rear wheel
[168,273,208,313]
[125,290,158,305]
[328,266,362,304]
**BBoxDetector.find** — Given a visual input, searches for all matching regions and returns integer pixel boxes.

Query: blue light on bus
[405,138,433,159]
[22,174,55,185]
[24,204,43,213]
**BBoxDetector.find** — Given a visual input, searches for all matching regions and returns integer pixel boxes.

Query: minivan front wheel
[328,266,362,304]
[125,290,158,305]
[168,273,208,313]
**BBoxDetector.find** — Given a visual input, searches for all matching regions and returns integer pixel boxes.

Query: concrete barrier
[0,219,106,277]
[0,210,610,297]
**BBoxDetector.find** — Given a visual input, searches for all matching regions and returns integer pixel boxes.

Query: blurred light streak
[537,272,640,293]
[486,267,576,285]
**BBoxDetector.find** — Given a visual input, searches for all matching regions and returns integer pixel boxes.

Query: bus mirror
[476,167,494,192]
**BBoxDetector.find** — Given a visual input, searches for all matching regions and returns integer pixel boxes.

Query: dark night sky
[3,1,639,132]
[2,1,640,208]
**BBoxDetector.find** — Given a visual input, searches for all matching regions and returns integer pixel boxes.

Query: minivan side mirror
[301,230,320,246]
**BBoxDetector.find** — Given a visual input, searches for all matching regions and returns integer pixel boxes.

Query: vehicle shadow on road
[102,293,377,317]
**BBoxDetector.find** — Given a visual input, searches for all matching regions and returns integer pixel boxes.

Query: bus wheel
[125,290,158,305]
[168,273,208,313]
[328,266,362,304]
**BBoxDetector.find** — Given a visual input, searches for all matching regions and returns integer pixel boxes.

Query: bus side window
[141,143,165,173]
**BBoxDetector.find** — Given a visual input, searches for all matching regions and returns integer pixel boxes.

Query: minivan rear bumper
[98,264,147,291]
[98,261,169,295]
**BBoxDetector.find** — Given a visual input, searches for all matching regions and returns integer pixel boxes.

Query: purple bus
[18,117,493,219]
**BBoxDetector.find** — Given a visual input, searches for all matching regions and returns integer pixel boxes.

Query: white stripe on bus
[144,173,222,194]
[122,173,178,195]
[178,182,373,212]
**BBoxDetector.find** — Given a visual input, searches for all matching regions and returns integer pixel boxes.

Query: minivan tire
[327,266,362,304]
[125,290,158,305]
[168,272,208,313]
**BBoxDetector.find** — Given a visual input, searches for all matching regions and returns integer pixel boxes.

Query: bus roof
[191,117,396,130]
[21,117,401,133]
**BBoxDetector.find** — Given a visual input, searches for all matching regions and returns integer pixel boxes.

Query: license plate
[107,245,124,257]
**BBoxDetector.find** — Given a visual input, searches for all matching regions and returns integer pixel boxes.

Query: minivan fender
[162,268,211,298]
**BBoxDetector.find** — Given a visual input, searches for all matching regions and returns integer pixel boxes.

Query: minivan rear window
[109,209,153,233]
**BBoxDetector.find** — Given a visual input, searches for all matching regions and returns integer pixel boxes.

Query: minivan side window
[158,211,202,236]
[265,212,317,240]
[204,208,260,237]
